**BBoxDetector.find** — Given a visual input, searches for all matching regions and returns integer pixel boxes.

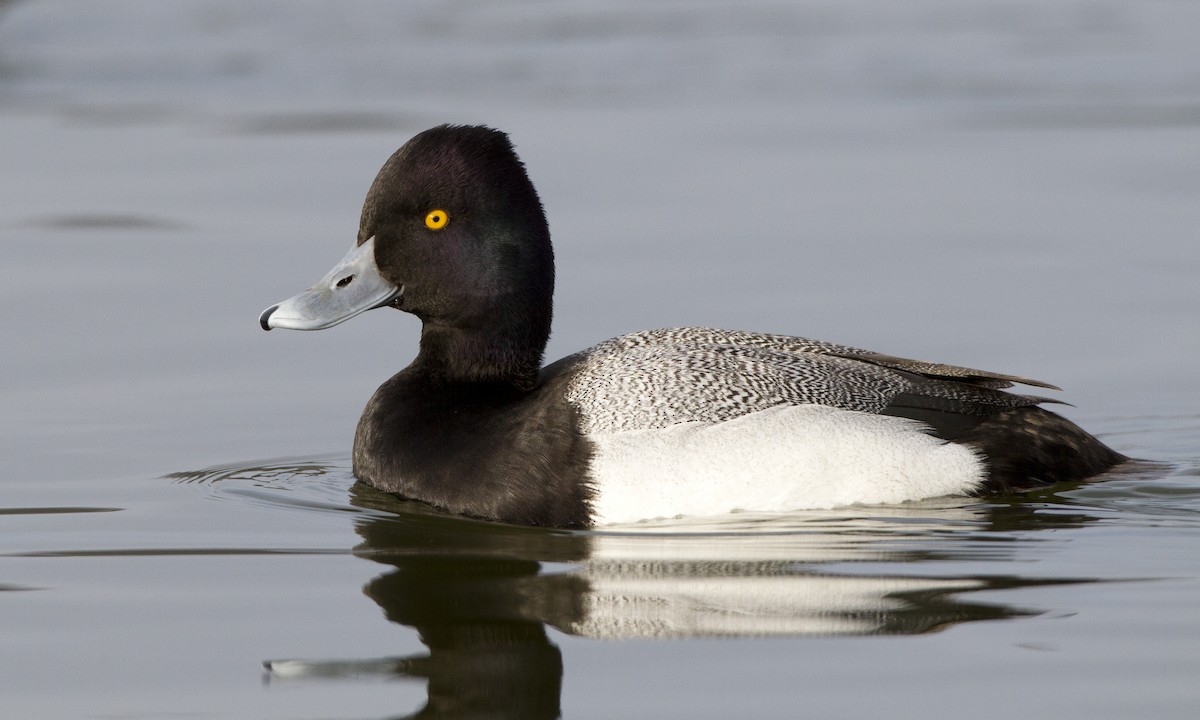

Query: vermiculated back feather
[838,350,1061,391]
[564,328,1052,434]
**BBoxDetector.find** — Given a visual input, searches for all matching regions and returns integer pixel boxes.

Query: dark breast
[352,366,595,527]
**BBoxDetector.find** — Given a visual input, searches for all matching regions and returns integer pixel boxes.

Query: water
[2,1,1198,717]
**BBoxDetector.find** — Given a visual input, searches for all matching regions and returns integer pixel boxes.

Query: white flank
[587,404,985,525]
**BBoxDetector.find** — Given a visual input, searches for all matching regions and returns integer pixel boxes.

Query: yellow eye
[424,209,449,230]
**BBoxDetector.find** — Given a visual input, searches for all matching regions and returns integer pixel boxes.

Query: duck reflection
[262,478,1101,718]
[359,553,569,719]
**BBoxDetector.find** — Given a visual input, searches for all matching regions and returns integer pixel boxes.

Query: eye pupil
[336,275,354,288]
[425,209,449,230]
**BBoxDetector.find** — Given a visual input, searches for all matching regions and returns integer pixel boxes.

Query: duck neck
[414,312,548,390]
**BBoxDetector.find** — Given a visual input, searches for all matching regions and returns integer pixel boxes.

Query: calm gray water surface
[2,2,1199,718]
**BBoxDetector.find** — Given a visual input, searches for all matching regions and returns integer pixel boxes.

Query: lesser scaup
[260,124,1125,527]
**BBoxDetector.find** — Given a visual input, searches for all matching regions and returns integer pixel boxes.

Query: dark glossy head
[363,125,553,345]
[262,125,555,385]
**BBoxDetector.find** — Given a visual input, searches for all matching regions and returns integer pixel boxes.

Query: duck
[259,124,1126,528]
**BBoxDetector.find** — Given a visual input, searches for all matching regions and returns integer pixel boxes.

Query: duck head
[260,125,554,384]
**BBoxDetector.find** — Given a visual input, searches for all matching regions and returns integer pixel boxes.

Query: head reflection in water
[259,480,1100,719]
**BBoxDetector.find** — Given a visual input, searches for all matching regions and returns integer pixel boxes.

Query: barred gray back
[564,328,1048,434]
